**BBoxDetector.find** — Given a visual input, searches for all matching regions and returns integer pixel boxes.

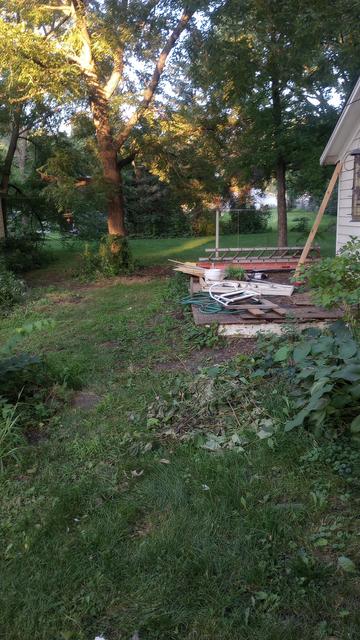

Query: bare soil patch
[155,338,256,373]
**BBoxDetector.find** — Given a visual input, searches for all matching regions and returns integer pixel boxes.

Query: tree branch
[104,46,124,99]
[118,152,136,169]
[116,6,195,148]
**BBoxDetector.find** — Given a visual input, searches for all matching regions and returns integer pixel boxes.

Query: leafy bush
[1,235,49,273]
[0,270,26,313]
[299,238,360,327]
[78,235,134,279]
[221,207,270,234]
[255,322,360,437]
[291,216,310,235]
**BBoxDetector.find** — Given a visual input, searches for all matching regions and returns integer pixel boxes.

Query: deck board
[190,279,343,325]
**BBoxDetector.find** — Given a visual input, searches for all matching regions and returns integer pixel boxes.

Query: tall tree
[0,0,213,238]
[189,0,357,245]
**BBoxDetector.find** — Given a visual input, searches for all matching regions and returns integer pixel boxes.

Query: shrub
[221,207,270,234]
[1,235,49,273]
[0,269,26,313]
[299,238,360,329]
[78,235,134,279]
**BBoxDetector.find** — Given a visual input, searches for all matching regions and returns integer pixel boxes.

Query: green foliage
[291,216,310,235]
[221,208,270,234]
[184,322,221,350]
[1,236,49,273]
[0,269,26,313]
[299,238,360,326]
[0,400,23,471]
[162,272,188,302]
[78,236,134,279]
[256,323,360,437]
[0,320,55,400]
[226,265,246,280]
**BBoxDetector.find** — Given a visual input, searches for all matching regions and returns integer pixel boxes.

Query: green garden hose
[181,293,241,314]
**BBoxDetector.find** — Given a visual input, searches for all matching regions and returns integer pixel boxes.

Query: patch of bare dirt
[154,338,256,373]
[26,264,171,291]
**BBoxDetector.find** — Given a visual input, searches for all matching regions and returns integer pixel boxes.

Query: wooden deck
[190,279,342,335]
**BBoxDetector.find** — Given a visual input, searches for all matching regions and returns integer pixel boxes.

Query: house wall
[336,125,360,252]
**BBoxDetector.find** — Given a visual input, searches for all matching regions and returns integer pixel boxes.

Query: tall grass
[0,402,23,470]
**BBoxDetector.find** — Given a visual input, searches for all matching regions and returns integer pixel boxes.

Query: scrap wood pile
[169,259,294,318]
[169,259,206,278]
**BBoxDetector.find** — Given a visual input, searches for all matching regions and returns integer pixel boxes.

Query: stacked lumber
[169,259,206,278]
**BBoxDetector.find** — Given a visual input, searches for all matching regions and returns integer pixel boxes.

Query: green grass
[0,260,359,639]
[37,210,336,278]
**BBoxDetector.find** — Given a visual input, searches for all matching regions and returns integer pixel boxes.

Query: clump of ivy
[77,235,135,279]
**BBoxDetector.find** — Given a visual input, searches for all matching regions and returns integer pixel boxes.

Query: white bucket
[204,268,225,283]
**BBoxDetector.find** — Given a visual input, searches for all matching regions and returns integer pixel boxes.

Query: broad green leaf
[338,340,358,360]
[338,556,356,573]
[293,342,312,363]
[350,384,360,399]
[285,406,312,431]
[332,364,360,382]
[273,346,290,363]
[350,415,360,434]
[311,336,334,356]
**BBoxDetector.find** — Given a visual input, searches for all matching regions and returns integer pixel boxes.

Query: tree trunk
[89,88,126,236]
[276,158,287,247]
[98,143,126,236]
[0,108,22,238]
[271,70,288,246]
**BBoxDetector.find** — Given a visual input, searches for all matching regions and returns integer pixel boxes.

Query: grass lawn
[39,209,336,279]
[1,238,360,639]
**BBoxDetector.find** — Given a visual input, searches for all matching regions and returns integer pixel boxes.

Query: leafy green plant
[0,320,55,402]
[77,235,134,279]
[257,322,360,436]
[0,400,24,471]
[162,272,188,302]
[298,238,360,328]
[226,265,246,280]
[184,322,222,350]
[1,235,49,273]
[0,269,26,313]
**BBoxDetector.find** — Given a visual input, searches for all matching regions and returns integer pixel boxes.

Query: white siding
[336,125,360,252]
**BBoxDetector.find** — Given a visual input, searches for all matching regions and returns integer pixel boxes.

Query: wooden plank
[246,307,265,317]
[295,162,342,276]
[192,305,342,326]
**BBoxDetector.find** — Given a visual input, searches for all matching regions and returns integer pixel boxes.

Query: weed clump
[77,235,134,279]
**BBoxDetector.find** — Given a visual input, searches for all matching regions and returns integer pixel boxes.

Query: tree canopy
[0,0,359,245]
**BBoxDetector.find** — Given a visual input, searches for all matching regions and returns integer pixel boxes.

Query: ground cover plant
[0,249,360,639]
[299,238,360,330]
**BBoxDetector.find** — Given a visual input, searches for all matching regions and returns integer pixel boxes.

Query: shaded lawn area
[39,210,336,279]
[1,265,359,640]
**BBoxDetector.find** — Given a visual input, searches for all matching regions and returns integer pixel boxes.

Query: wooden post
[294,161,342,277]
[215,209,220,260]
